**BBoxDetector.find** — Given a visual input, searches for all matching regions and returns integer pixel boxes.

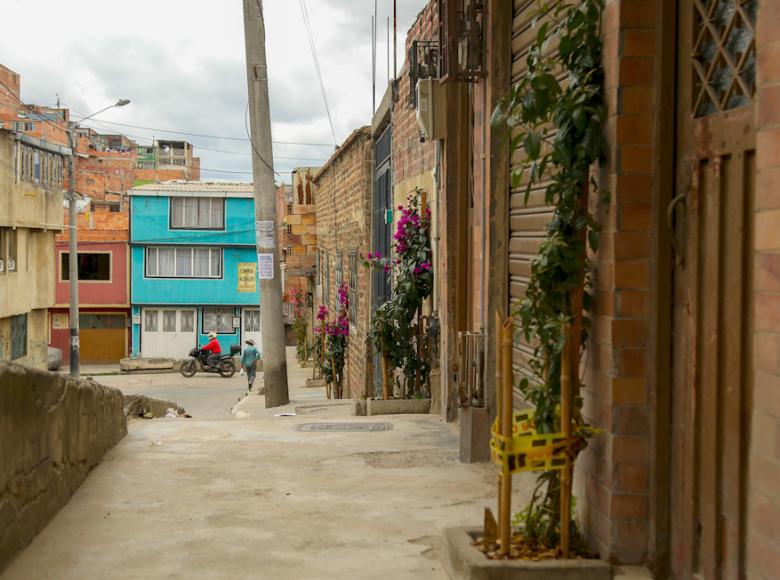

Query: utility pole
[243,0,289,407]
[66,129,80,379]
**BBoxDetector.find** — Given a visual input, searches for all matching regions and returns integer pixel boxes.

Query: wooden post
[498,317,514,556]
[494,311,504,542]
[560,324,572,558]
[381,351,391,399]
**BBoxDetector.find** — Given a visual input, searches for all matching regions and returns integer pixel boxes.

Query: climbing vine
[492,0,607,549]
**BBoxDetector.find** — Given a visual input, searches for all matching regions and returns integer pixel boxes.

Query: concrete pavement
[4,349,651,579]
[97,371,251,418]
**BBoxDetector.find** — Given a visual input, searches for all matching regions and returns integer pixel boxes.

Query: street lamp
[66,98,130,378]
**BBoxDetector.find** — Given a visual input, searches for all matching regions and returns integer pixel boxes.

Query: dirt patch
[359,449,459,469]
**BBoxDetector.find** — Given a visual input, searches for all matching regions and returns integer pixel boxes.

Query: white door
[141,308,197,358]
[241,308,262,353]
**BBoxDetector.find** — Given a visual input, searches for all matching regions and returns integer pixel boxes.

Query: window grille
[10,314,27,359]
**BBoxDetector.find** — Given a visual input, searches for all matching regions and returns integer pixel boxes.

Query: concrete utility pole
[243,0,289,407]
[65,99,130,379]
[66,130,80,379]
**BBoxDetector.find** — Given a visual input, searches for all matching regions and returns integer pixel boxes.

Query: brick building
[355,0,780,576]
[313,128,373,398]
[277,168,318,323]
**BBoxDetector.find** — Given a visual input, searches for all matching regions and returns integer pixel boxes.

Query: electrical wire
[243,100,279,177]
[299,0,338,147]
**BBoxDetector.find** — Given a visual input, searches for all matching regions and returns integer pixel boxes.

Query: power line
[299,0,338,147]
[72,114,335,147]
[79,116,326,161]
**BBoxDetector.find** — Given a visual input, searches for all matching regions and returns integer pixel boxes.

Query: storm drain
[296,422,393,432]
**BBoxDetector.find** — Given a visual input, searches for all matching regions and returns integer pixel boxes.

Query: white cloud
[3,0,427,182]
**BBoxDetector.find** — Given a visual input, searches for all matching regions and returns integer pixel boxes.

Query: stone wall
[0,363,127,571]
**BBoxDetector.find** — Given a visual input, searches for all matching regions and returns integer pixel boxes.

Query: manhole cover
[297,422,394,432]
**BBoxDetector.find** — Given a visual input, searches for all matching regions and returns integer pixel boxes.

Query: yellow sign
[237,263,257,293]
[490,409,572,474]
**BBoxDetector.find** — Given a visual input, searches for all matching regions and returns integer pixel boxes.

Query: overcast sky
[4,0,427,182]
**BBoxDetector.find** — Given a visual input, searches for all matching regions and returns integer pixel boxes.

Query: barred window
[348,253,357,324]
[11,313,27,359]
[335,252,343,307]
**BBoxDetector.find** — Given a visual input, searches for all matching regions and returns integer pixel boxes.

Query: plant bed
[351,399,367,416]
[366,398,430,416]
[305,378,327,388]
[442,527,611,580]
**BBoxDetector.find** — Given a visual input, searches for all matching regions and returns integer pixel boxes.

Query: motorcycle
[180,347,236,378]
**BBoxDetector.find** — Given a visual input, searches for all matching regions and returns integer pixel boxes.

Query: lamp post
[67,99,130,378]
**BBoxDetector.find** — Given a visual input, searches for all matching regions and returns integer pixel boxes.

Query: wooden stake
[494,311,504,543]
[560,323,572,558]
[499,317,514,556]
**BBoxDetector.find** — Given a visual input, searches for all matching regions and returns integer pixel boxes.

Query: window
[348,253,358,323]
[170,197,225,230]
[335,252,343,292]
[145,246,222,278]
[144,310,158,332]
[11,314,27,359]
[163,310,177,332]
[243,309,260,332]
[322,251,330,305]
[203,307,234,334]
[61,252,110,281]
[4,229,17,273]
[180,311,195,333]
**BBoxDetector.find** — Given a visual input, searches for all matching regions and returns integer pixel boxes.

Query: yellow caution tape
[489,409,575,474]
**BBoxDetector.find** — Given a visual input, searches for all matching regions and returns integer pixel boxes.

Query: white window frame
[170,197,225,230]
[202,307,235,334]
[144,246,222,279]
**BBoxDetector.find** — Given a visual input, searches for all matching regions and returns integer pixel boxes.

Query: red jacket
[202,338,221,354]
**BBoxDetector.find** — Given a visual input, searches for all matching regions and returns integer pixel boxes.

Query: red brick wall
[747,1,780,575]
[76,151,136,201]
[577,0,659,564]
[313,128,373,398]
[392,3,437,187]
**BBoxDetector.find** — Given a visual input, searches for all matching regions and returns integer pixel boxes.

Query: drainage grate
[297,422,394,432]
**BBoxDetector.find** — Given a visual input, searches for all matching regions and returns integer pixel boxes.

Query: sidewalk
[56,363,121,376]
[5,349,650,579]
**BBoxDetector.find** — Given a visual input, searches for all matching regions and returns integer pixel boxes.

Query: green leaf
[524,132,542,160]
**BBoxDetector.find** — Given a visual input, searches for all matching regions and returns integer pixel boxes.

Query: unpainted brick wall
[313,128,374,398]
[577,0,658,564]
[0,364,127,572]
[747,1,780,576]
[392,3,437,187]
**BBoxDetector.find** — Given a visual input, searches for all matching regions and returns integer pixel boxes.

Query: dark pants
[245,363,257,388]
[206,353,220,368]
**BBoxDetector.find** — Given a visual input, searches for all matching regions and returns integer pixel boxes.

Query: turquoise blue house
[129,182,263,358]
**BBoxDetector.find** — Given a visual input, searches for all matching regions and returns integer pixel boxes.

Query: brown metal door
[79,314,127,364]
[670,1,756,578]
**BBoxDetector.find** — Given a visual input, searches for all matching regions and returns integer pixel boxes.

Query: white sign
[257,253,275,280]
[255,220,275,249]
[132,314,141,325]
[232,317,241,328]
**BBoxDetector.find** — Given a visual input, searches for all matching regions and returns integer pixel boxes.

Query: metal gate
[372,123,393,396]
[507,2,557,399]
[670,1,756,578]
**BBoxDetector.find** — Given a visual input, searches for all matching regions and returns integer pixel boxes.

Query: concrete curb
[367,398,431,416]
[441,527,612,580]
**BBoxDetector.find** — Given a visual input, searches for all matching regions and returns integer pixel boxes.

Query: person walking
[201,332,222,370]
[241,339,261,390]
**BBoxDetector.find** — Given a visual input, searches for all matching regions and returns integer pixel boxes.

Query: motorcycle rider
[201,332,222,369]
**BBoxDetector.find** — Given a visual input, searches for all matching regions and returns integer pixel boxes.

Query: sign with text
[255,220,275,249]
[257,253,274,280]
[238,262,257,293]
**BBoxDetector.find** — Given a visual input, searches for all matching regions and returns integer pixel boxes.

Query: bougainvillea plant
[288,286,308,363]
[322,283,349,398]
[364,188,433,398]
